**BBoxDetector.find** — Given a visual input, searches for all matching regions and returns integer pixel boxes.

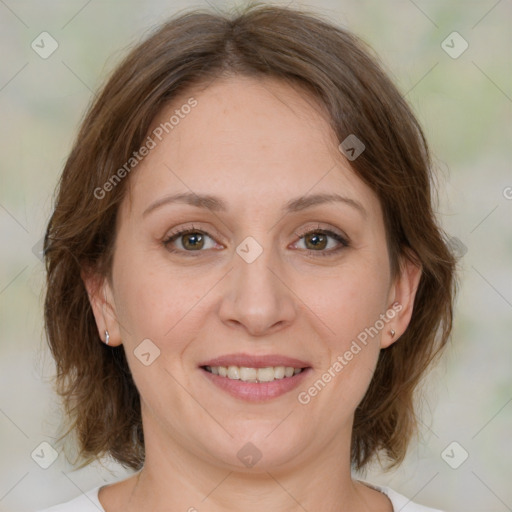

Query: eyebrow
[142,191,366,217]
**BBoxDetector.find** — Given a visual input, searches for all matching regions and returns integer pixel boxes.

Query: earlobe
[381,254,422,349]
[81,268,122,346]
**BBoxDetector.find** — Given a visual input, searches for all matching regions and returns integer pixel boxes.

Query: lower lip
[200,367,311,402]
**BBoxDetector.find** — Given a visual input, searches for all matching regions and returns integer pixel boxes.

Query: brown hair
[43,3,456,472]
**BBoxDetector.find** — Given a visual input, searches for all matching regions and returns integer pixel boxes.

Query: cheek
[310,259,390,341]
[302,259,389,402]
[112,247,215,350]
[111,252,208,409]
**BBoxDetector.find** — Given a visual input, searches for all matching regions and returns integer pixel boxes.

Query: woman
[38,4,456,511]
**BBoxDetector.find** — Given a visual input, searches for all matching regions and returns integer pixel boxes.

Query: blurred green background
[0,1,511,510]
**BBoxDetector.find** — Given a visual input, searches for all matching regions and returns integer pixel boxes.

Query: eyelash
[162,224,350,257]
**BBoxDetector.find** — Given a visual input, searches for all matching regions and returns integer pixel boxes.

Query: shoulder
[361,480,445,512]
[35,485,105,512]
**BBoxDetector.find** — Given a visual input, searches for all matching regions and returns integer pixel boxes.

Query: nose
[217,238,297,337]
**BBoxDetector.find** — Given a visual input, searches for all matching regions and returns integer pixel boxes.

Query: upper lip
[199,353,311,369]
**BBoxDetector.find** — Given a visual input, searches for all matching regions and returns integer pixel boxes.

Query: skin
[84,75,421,512]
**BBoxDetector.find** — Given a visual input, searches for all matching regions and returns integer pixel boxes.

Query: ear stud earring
[390,329,396,338]
[105,330,110,345]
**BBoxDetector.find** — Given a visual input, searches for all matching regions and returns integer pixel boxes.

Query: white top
[36,481,444,511]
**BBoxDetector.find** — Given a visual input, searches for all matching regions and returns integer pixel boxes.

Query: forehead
[122,75,380,220]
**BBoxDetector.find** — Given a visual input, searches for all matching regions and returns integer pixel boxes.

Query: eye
[163,225,219,253]
[293,226,349,257]
[162,224,349,257]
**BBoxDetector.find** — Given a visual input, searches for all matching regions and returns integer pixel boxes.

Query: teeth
[240,367,257,381]
[273,366,285,379]
[257,367,275,382]
[205,365,304,382]
[227,366,240,379]
[285,367,295,377]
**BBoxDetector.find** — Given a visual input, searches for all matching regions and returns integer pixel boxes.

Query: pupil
[184,233,203,250]
[307,233,326,250]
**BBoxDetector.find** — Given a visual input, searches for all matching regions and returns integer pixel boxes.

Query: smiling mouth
[202,365,305,383]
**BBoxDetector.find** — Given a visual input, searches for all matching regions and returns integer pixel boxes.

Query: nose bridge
[218,233,296,334]
[236,234,277,291]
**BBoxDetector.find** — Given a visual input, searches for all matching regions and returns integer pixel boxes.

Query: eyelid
[293,223,349,242]
[163,223,221,241]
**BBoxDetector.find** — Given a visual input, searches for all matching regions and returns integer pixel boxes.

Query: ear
[381,251,422,349]
[81,266,122,346]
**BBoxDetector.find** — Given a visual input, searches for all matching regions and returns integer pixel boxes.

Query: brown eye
[181,232,205,250]
[304,232,328,250]
[163,229,217,253]
[294,228,349,257]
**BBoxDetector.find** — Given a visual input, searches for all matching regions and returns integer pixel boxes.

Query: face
[86,75,420,473]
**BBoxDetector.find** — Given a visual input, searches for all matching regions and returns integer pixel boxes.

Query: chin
[201,425,309,473]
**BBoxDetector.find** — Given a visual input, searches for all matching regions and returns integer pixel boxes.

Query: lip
[201,366,311,402]
[199,353,311,369]
[198,353,312,403]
